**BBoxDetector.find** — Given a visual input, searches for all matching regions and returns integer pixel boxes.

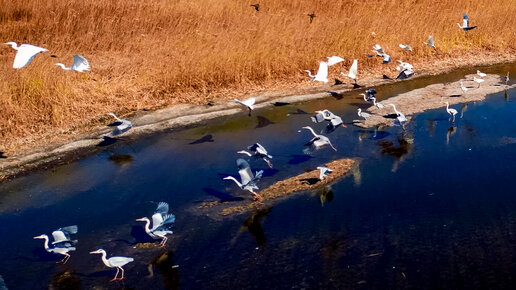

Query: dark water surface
[0,64,515,289]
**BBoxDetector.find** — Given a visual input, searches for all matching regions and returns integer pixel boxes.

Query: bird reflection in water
[505,90,509,101]
[231,208,271,248]
[146,251,180,289]
[378,133,414,172]
[428,120,436,137]
[460,103,468,118]
[108,154,134,167]
[50,271,81,290]
[314,186,334,207]
[446,126,457,145]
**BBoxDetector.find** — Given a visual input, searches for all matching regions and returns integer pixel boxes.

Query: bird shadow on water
[189,134,214,145]
[255,116,275,129]
[14,248,62,263]
[299,177,320,185]
[288,154,312,165]
[202,188,244,203]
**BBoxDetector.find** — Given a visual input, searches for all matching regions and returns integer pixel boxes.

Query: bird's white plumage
[399,44,412,51]
[5,42,48,69]
[326,56,344,66]
[357,108,371,118]
[56,54,90,72]
[317,166,333,180]
[108,112,132,135]
[345,59,358,80]
[477,70,487,77]
[305,61,329,83]
[234,97,256,110]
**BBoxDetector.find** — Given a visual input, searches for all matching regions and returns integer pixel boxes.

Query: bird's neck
[143,219,152,234]
[100,251,109,266]
[229,177,242,188]
[42,236,50,251]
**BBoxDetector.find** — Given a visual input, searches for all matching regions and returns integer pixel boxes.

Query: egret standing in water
[33,226,78,264]
[90,249,134,281]
[505,72,510,85]
[56,55,90,72]
[136,202,176,247]
[238,143,273,168]
[444,102,458,122]
[4,42,48,69]
[305,61,329,83]
[302,126,337,153]
[223,159,264,200]
[108,112,132,136]
[233,97,256,116]
[388,104,408,126]
[457,13,477,31]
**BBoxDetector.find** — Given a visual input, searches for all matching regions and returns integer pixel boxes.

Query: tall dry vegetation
[0,0,515,153]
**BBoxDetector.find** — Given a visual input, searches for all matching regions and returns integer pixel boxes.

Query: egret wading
[136,202,176,247]
[56,55,90,72]
[388,104,407,126]
[238,143,273,168]
[444,102,458,122]
[223,159,264,200]
[4,42,48,69]
[90,249,134,282]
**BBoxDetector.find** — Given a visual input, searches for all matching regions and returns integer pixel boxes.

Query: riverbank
[0,54,514,182]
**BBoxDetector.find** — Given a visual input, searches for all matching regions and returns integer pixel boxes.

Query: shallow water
[0,64,515,289]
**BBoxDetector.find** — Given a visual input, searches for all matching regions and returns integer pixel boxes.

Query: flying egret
[4,42,48,69]
[473,76,484,87]
[317,166,333,180]
[250,4,259,11]
[341,59,358,82]
[371,97,384,108]
[55,55,90,72]
[397,60,413,71]
[108,112,132,135]
[311,109,346,132]
[305,61,328,83]
[476,70,487,78]
[396,68,414,80]
[302,126,337,153]
[90,249,134,281]
[308,13,316,23]
[233,97,256,115]
[360,88,376,103]
[399,44,413,51]
[33,226,78,264]
[424,36,436,49]
[460,81,468,93]
[223,159,264,200]
[136,202,175,247]
[444,102,458,122]
[371,44,391,63]
[388,104,407,126]
[357,108,371,119]
[238,143,273,168]
[326,56,344,66]
[457,13,477,31]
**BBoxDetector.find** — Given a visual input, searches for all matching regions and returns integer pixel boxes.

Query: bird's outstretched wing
[241,98,256,107]
[13,44,47,69]
[327,56,344,66]
[155,202,169,215]
[71,54,90,72]
[311,111,325,123]
[152,213,175,231]
[463,13,469,28]
[314,61,328,81]
[237,158,254,186]
[348,60,358,79]
[51,225,78,244]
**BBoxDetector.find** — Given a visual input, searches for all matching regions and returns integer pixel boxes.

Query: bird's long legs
[58,253,71,264]
[159,237,168,247]
[118,267,125,280]
[111,267,120,282]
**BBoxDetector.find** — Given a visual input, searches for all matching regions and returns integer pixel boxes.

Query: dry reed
[1,0,515,154]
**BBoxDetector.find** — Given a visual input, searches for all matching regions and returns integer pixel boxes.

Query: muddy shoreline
[0,58,514,182]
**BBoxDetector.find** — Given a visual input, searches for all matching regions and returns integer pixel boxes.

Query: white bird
[371,45,391,63]
[326,56,344,66]
[360,88,377,102]
[317,166,333,180]
[473,76,484,87]
[305,61,329,83]
[90,249,134,281]
[302,126,337,153]
[4,42,48,69]
[371,97,384,108]
[238,143,273,168]
[476,70,487,78]
[397,60,413,71]
[424,35,436,49]
[460,81,468,93]
[399,44,413,51]
[444,102,458,122]
[33,226,78,264]
[388,104,407,126]
[311,109,346,132]
[372,44,384,54]
[233,97,256,115]
[341,59,358,81]
[223,159,264,200]
[505,72,510,85]
[108,112,132,135]
[457,13,477,31]
[136,202,175,247]
[357,108,371,119]
[56,55,90,72]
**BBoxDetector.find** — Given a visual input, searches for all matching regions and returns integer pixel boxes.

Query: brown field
[1,0,515,154]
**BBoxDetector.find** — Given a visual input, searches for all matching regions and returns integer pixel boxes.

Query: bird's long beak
[135,218,145,221]
[341,124,347,128]
[89,250,100,254]
[222,177,231,180]
[33,235,44,239]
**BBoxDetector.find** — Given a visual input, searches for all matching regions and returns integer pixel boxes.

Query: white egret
[361,88,376,102]
[388,104,407,126]
[473,76,484,87]
[56,55,90,72]
[460,81,468,93]
[302,126,337,153]
[108,112,132,135]
[90,249,134,281]
[444,102,458,122]
[233,97,256,114]
[238,143,273,168]
[136,202,175,247]
[477,70,487,77]
[457,13,477,31]
[326,56,344,66]
[396,68,414,80]
[33,226,78,264]
[223,159,264,200]
[357,108,371,119]
[399,44,413,51]
[397,60,413,71]
[371,44,391,63]
[371,97,384,108]
[311,109,346,131]
[341,59,358,82]
[424,35,436,49]
[4,42,48,69]
[317,166,333,180]
[505,72,510,85]
[305,61,329,83]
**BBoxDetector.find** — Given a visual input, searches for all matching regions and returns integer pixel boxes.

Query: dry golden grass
[1,0,515,154]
